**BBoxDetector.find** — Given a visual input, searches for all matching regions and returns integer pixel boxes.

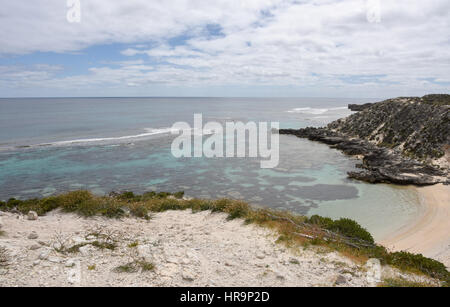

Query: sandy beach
[380,184,450,268]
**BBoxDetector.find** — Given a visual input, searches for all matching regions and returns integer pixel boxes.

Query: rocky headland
[280,94,450,186]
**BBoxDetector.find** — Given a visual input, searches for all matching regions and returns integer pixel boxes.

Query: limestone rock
[28,232,39,240]
[335,274,347,285]
[29,244,41,251]
[182,270,196,281]
[27,211,38,221]
[38,249,50,260]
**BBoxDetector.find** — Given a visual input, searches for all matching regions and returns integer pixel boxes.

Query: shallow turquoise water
[0,97,423,240]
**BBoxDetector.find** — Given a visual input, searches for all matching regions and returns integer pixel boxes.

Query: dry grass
[114,260,155,274]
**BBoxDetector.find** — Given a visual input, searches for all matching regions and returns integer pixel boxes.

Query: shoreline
[380,184,450,268]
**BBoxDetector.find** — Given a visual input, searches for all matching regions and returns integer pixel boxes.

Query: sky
[0,0,449,98]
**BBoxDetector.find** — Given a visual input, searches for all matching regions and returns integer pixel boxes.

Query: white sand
[380,184,450,268]
[0,209,432,287]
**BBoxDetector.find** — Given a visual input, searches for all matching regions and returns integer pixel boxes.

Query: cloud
[0,0,449,97]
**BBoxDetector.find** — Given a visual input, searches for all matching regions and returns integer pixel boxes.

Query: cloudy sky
[0,0,449,98]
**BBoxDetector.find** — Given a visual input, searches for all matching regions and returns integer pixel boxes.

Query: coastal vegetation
[1,190,448,285]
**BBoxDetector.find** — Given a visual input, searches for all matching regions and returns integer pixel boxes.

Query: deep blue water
[0,97,422,239]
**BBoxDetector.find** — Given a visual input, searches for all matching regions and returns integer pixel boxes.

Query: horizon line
[0,95,390,100]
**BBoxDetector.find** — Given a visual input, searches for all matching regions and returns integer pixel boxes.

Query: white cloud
[0,0,449,97]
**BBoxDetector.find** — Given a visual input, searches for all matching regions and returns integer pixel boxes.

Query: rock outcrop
[280,95,450,186]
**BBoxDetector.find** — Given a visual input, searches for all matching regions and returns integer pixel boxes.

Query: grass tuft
[114,260,154,273]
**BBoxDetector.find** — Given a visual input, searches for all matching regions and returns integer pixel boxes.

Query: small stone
[137,245,153,262]
[29,244,41,251]
[181,258,190,265]
[256,252,265,260]
[0,217,3,229]
[275,271,285,280]
[28,232,39,240]
[78,245,92,256]
[48,257,61,263]
[182,270,195,281]
[166,257,179,264]
[343,273,353,281]
[335,275,347,285]
[33,260,40,266]
[27,211,38,221]
[38,250,50,260]
[52,242,62,251]
[65,259,76,268]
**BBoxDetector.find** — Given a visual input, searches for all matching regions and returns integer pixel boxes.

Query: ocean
[0,97,423,240]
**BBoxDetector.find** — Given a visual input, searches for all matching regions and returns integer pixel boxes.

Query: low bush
[307,215,374,244]
[387,251,449,282]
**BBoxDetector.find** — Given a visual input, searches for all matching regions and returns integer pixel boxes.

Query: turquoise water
[0,97,422,240]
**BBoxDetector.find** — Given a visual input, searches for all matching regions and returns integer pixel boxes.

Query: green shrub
[308,215,334,228]
[211,199,233,213]
[129,204,150,220]
[387,252,449,281]
[153,199,185,212]
[224,201,250,220]
[117,191,135,201]
[142,191,157,200]
[37,197,60,215]
[99,202,125,219]
[307,215,374,244]
[6,198,23,210]
[330,218,374,244]
[189,199,213,212]
[156,192,171,199]
[15,199,38,215]
[173,191,185,199]
[58,191,94,213]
